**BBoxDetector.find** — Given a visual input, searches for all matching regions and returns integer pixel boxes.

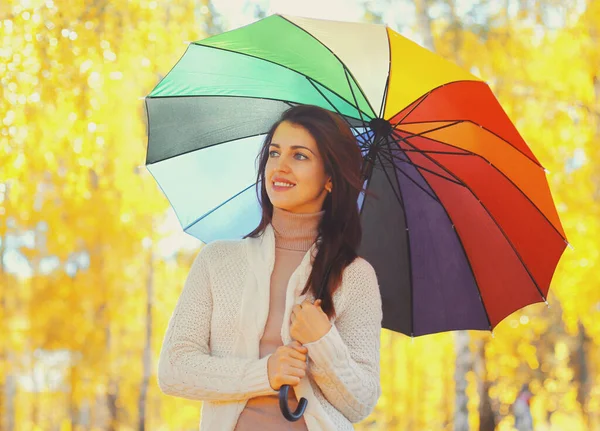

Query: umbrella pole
[362,118,390,183]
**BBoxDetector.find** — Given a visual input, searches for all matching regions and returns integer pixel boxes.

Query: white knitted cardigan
[157,223,382,430]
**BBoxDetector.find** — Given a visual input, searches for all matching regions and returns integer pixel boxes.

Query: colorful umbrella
[145,13,569,421]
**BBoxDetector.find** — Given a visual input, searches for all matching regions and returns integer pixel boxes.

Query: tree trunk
[1,369,16,431]
[475,338,496,431]
[137,250,155,431]
[69,363,79,430]
[454,331,471,431]
[106,377,119,431]
[572,321,591,428]
[106,324,119,431]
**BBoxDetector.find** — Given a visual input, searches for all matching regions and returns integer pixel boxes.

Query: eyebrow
[269,143,315,155]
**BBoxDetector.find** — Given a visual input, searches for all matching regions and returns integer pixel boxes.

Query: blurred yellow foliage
[0,0,598,430]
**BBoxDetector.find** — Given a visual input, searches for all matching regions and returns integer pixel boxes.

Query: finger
[285,349,308,362]
[314,299,322,306]
[289,341,308,353]
[285,365,307,379]
[286,344,308,357]
[285,346,308,360]
[286,358,308,370]
[280,375,301,387]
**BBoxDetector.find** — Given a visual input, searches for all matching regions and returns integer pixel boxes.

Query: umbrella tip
[543,167,551,174]
[183,40,191,45]
[139,96,146,100]
[566,241,574,251]
[544,299,550,308]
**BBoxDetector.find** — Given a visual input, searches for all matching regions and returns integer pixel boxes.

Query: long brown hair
[244,105,365,319]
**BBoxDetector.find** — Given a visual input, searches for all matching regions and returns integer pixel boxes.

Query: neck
[271,206,324,252]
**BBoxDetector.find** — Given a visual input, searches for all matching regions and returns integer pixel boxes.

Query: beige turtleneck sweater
[234,207,324,430]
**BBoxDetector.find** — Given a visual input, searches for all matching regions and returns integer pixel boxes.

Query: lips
[271,176,296,191]
[272,177,296,186]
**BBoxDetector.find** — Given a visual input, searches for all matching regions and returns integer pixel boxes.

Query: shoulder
[334,257,380,303]
[334,256,382,321]
[200,238,246,256]
[192,239,248,268]
[342,256,378,286]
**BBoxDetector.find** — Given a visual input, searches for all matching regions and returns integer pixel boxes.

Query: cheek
[294,163,325,185]
[265,158,274,175]
[298,165,326,190]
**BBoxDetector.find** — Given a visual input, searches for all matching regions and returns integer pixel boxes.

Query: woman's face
[265,121,332,214]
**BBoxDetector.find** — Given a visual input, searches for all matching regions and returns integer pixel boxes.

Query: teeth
[274,181,295,187]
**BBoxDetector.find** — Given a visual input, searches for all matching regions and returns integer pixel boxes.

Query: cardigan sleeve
[157,244,278,402]
[304,257,382,423]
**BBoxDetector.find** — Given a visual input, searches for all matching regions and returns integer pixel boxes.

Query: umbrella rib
[306,78,364,135]
[401,148,471,156]
[374,153,406,212]
[378,149,466,187]
[147,94,367,124]
[378,26,392,119]
[390,92,432,133]
[378,74,390,119]
[388,132,568,243]
[375,151,442,204]
[356,132,375,152]
[147,130,271,165]
[358,173,373,218]
[382,136,415,337]
[183,182,257,232]
[394,120,464,140]
[396,135,550,302]
[343,66,370,130]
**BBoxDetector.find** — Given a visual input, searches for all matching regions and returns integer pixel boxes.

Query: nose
[274,155,292,173]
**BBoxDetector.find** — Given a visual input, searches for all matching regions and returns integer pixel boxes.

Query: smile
[272,180,296,191]
[273,181,295,188]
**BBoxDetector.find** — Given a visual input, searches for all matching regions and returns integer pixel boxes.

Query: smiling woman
[236,105,380,428]
[157,105,382,431]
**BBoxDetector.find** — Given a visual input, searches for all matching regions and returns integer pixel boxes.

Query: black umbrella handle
[279,262,332,421]
[279,384,308,421]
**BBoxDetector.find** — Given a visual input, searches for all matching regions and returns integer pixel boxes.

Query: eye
[295,153,308,161]
[268,150,279,157]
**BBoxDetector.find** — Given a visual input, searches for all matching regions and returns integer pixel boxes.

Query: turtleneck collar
[271,206,324,252]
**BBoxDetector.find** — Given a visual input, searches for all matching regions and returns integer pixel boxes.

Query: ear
[325,177,333,192]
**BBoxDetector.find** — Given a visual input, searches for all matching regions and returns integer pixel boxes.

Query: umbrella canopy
[145,14,568,337]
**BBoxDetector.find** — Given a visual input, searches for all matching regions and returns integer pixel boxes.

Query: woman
[157,105,383,430]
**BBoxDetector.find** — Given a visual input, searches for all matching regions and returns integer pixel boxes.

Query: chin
[270,200,296,212]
